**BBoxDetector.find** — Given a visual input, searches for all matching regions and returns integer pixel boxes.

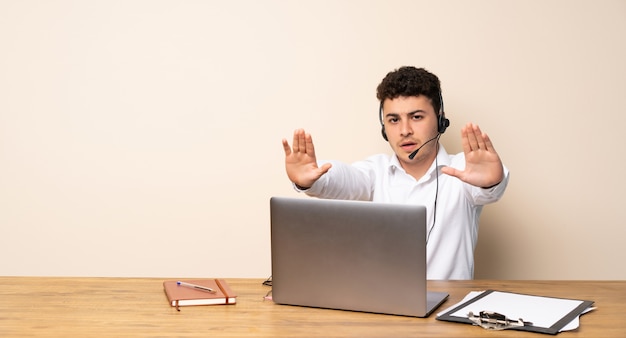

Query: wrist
[294,183,311,190]
[482,181,501,189]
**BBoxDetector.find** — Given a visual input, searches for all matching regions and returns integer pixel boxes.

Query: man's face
[381,95,439,163]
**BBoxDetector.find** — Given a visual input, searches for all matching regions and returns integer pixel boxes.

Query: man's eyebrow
[385,109,426,117]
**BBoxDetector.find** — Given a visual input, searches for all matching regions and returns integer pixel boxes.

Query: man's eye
[388,118,399,123]
[412,115,423,120]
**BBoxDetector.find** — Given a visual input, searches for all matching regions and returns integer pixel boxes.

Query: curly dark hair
[376,66,442,113]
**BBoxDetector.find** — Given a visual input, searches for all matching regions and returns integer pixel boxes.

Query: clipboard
[436,290,594,335]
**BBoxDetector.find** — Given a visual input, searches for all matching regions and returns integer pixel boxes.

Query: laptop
[270,196,448,317]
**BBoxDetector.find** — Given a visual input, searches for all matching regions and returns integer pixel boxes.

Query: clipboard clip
[467,311,533,331]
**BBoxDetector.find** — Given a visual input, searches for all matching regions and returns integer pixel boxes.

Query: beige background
[1,0,625,279]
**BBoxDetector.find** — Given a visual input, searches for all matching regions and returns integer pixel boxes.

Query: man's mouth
[400,142,417,151]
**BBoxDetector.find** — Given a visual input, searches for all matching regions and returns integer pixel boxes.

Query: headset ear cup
[438,115,450,134]
[378,103,388,141]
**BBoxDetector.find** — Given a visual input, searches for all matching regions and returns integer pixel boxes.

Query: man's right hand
[282,129,332,189]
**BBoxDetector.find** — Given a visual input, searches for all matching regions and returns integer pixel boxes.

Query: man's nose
[400,120,413,136]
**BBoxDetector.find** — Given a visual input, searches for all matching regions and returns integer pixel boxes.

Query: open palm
[440,123,504,188]
[282,129,332,189]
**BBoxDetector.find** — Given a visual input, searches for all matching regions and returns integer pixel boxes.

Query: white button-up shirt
[299,145,509,280]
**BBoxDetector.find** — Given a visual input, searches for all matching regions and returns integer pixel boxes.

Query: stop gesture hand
[282,129,332,189]
[441,123,504,188]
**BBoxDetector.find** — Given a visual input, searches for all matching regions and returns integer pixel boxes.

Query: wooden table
[1,277,624,337]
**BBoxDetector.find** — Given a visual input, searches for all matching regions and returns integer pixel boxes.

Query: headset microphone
[408,134,440,160]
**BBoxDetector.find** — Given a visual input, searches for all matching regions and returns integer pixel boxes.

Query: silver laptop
[270,196,448,317]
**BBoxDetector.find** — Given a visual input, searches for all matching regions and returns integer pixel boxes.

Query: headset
[379,91,449,141]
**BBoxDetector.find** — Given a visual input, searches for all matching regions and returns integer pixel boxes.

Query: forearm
[298,160,373,201]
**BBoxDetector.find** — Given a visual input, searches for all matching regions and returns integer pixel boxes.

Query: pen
[177,281,217,293]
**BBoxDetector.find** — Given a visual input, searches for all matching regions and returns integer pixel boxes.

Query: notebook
[270,196,448,317]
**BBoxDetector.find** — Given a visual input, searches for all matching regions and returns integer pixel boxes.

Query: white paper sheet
[438,291,594,332]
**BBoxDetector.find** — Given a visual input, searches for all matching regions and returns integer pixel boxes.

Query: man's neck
[399,152,437,181]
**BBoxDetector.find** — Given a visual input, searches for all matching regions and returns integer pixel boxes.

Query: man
[281,66,509,280]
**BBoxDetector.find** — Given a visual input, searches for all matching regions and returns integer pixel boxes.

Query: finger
[440,165,462,179]
[298,130,307,153]
[293,129,306,153]
[465,123,480,151]
[481,132,497,153]
[282,138,292,156]
[471,123,498,153]
[305,132,316,157]
[459,124,472,153]
[291,130,299,153]
[319,162,332,175]
[472,124,488,150]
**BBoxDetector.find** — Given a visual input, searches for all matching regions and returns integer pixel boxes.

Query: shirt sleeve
[302,160,373,201]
